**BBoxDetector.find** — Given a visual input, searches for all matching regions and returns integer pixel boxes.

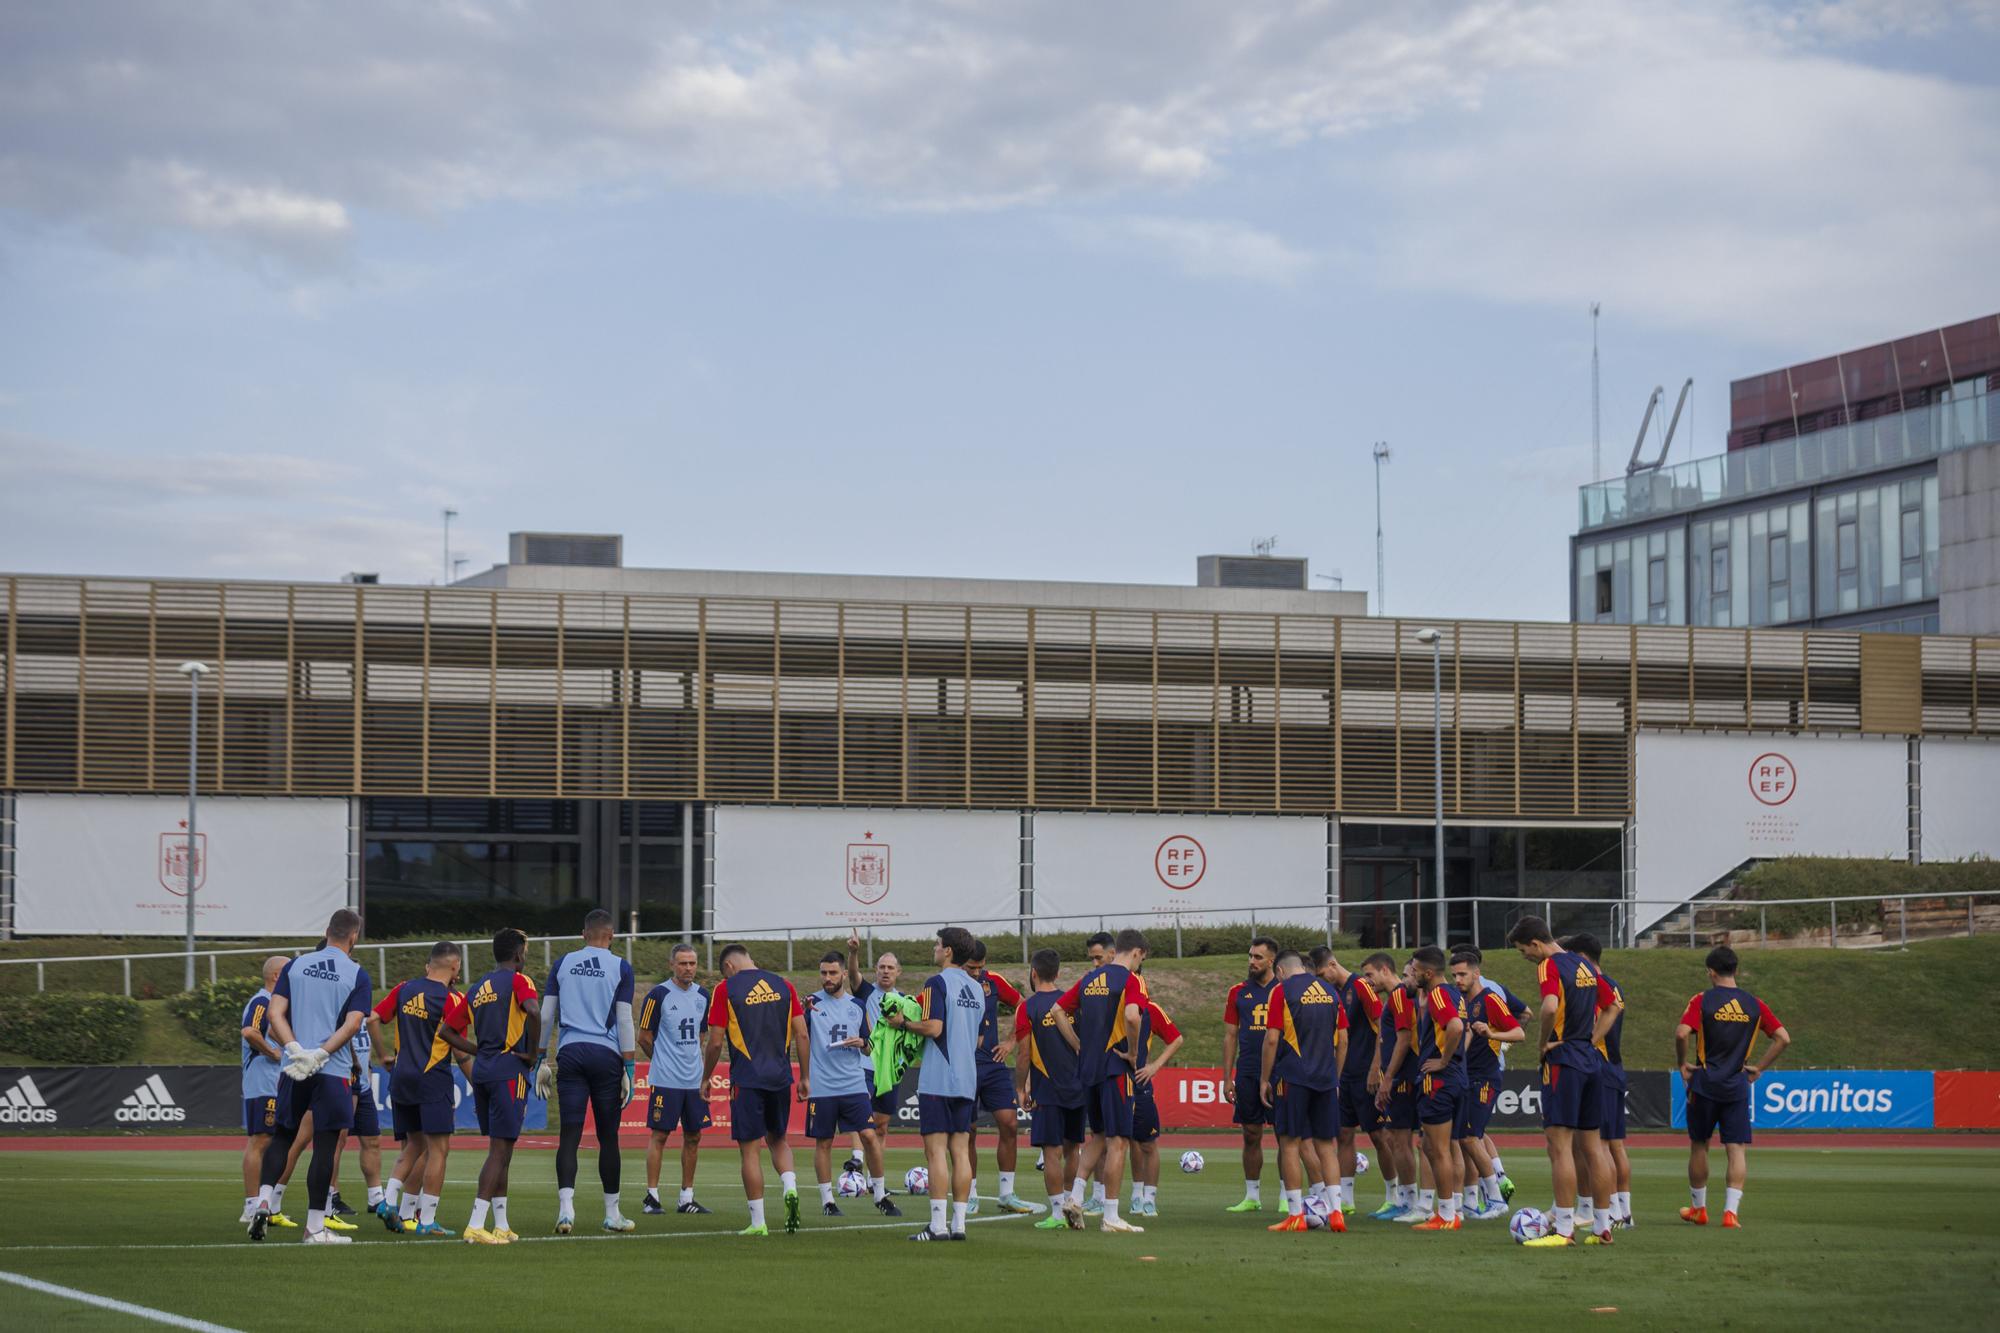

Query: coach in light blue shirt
[636,942,714,1215]
[541,909,638,1232]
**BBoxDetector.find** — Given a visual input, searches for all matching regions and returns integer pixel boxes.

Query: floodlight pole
[179,662,210,990]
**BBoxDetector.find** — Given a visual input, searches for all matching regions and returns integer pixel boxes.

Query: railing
[7,889,1998,994]
[1579,396,1992,532]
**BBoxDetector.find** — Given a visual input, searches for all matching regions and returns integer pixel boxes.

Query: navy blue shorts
[1086,1077,1135,1139]
[245,1095,278,1135]
[1379,1076,1418,1131]
[646,1086,712,1137]
[1274,1082,1339,1141]
[1541,1060,1603,1132]
[1338,1079,1380,1134]
[1686,1091,1751,1145]
[871,1088,899,1117]
[1232,1072,1270,1126]
[918,1093,975,1136]
[393,1098,455,1137]
[475,1077,527,1141]
[1418,1072,1465,1128]
[975,1060,1018,1113]
[1029,1102,1086,1148]
[1600,1067,1628,1142]
[1455,1079,1501,1141]
[807,1093,875,1139]
[1132,1086,1161,1143]
[557,1044,624,1130]
[351,1081,381,1138]
[730,1085,793,1143]
[277,1072,353,1134]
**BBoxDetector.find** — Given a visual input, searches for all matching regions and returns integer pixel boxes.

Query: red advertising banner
[1932,1071,2000,1129]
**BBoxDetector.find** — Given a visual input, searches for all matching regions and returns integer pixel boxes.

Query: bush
[1730,857,2000,935]
[0,992,144,1062]
[165,975,267,1053]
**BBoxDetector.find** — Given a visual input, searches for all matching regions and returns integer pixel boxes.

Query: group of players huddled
[237,907,1792,1248]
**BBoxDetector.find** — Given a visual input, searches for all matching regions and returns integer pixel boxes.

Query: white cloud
[1062,214,1317,284]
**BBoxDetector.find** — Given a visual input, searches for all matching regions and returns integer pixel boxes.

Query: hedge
[0,992,144,1062]
[1730,857,2000,934]
[165,975,268,1053]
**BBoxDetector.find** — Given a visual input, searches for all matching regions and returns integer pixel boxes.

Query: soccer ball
[1302,1195,1333,1230]
[1179,1151,1205,1175]
[837,1170,867,1198]
[904,1166,930,1195]
[1510,1207,1550,1243]
[1354,1150,1370,1177]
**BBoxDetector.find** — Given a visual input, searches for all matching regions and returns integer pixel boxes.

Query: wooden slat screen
[4,574,1993,817]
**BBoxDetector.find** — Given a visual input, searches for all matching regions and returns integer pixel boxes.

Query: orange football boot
[1328,1209,1347,1233]
[1679,1205,1708,1226]
[1412,1214,1457,1231]
[1721,1211,1741,1229]
[1268,1214,1308,1232]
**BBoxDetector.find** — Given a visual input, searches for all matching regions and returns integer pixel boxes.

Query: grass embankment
[6,935,1999,1071]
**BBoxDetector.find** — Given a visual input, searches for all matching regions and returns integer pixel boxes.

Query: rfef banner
[1033,812,1329,927]
[1670,1069,1933,1130]
[12,794,349,936]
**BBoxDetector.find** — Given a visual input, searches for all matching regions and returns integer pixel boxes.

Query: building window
[1837,520,1858,573]
[1594,568,1613,617]
[1900,506,1921,562]
[1647,557,1667,618]
[1710,545,1730,595]
[1769,533,1789,585]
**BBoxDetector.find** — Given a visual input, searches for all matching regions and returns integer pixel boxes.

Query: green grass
[0,1145,1995,1329]
[9,934,2000,1071]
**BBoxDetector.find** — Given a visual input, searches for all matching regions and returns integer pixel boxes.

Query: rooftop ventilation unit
[508,532,623,568]
[1197,555,1309,590]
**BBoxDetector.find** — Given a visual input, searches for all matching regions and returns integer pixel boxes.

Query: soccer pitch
[0,1145,1995,1330]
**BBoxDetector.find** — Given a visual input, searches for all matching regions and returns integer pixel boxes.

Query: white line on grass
[0,1210,1034,1253]
[0,1269,245,1332]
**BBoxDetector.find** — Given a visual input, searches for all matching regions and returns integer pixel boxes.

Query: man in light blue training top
[805,950,880,1216]
[539,909,638,1235]
[251,909,372,1245]
[884,925,982,1242]
[638,942,713,1216]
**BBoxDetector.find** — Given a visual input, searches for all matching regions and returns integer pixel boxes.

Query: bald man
[239,957,290,1222]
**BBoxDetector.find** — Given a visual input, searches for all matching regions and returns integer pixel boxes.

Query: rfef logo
[1748,752,1796,806]
[1155,835,1206,890]
[846,837,891,906]
[115,1074,186,1123]
[0,1074,57,1124]
[158,828,207,896]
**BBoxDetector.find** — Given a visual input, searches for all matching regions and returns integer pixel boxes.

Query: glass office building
[1575,318,1996,635]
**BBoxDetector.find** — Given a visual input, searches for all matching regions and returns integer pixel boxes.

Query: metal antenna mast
[1372,442,1391,615]
[1591,303,1602,483]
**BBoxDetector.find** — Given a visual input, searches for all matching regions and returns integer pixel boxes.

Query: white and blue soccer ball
[1302,1195,1333,1230]
[904,1166,930,1195]
[1354,1150,1370,1177]
[1510,1207,1550,1243]
[837,1170,868,1198]
[1178,1150,1205,1175]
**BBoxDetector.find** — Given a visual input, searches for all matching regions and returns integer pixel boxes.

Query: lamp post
[1414,629,1444,947]
[1372,443,1391,614]
[178,661,210,990]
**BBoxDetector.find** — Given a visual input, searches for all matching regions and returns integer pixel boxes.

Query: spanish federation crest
[846,840,890,906]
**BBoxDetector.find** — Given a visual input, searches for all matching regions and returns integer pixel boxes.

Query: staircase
[1637,861,1756,949]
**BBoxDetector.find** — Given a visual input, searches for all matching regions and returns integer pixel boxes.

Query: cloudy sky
[2,0,1996,621]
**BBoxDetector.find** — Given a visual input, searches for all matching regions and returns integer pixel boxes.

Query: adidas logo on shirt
[301,958,342,981]
[744,979,783,1005]
[1297,984,1335,1005]
[115,1074,187,1124]
[1083,975,1110,996]
[570,959,607,978]
[0,1074,57,1125]
[402,992,429,1019]
[1714,999,1751,1023]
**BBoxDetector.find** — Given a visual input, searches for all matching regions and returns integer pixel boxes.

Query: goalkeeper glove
[621,1060,636,1109]
[533,1057,556,1101]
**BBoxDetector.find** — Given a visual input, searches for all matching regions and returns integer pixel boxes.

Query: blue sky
[3,1,1996,622]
